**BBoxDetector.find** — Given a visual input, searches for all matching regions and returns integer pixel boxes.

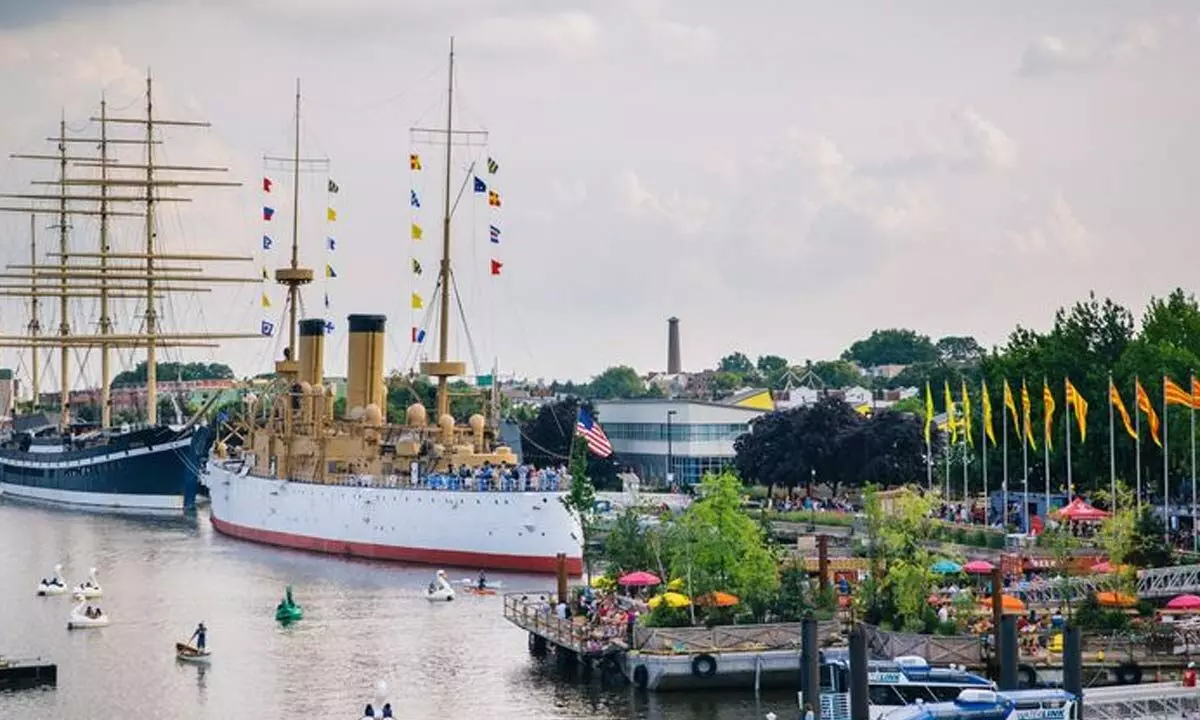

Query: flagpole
[1192,370,1197,553]
[962,432,968,510]
[982,393,988,527]
[1023,381,1030,534]
[1065,377,1073,499]
[1003,396,1009,529]
[1136,377,1142,515]
[1164,374,1170,546]
[925,432,932,492]
[945,432,951,501]
[1108,373,1116,514]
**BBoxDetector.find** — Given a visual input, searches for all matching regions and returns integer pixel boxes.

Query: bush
[987,532,1006,549]
[971,530,988,547]
[643,603,691,628]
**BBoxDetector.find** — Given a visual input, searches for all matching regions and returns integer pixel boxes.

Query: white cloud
[1018,21,1162,77]
[1008,194,1090,255]
[958,108,1017,171]
[462,11,601,58]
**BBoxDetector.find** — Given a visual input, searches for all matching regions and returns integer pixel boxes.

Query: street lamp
[666,409,678,489]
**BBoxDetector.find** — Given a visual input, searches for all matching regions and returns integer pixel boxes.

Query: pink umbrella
[1091,561,1114,574]
[618,571,662,587]
[1167,594,1200,611]
[963,560,996,574]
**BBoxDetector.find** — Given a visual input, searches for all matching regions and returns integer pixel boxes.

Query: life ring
[1017,664,1038,688]
[633,664,649,688]
[1114,662,1142,685]
[691,654,717,679]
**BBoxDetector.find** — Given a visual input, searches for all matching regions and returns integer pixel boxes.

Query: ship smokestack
[346,314,386,418]
[298,319,326,388]
[667,316,681,374]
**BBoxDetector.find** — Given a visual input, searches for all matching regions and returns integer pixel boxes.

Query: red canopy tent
[1053,498,1110,522]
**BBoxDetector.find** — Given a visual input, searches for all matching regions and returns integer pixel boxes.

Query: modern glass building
[593,399,768,486]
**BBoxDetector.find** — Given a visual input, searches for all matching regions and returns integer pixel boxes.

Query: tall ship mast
[0,73,263,513]
[208,41,584,573]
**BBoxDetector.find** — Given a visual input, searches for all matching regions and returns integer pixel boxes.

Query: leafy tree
[1127,508,1173,569]
[858,486,938,631]
[519,398,620,489]
[586,365,646,400]
[564,436,598,573]
[839,410,941,489]
[709,371,742,399]
[718,352,755,376]
[812,360,866,388]
[734,396,863,494]
[603,508,658,574]
[113,361,234,386]
[756,354,791,390]
[666,472,779,619]
[935,336,985,365]
[843,329,938,367]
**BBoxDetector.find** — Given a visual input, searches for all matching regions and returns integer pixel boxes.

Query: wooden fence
[632,621,841,654]
[861,624,984,665]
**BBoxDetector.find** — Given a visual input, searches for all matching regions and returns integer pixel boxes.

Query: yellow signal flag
[410,153,422,171]
[1042,379,1055,452]
[1021,378,1037,451]
[260,293,271,309]
[1003,379,1019,433]
[327,208,337,222]
[411,292,423,309]
[1064,378,1088,444]
[1110,380,1138,440]
[982,380,995,446]
[1136,378,1161,447]
[944,380,957,444]
[924,381,934,445]
[411,223,423,241]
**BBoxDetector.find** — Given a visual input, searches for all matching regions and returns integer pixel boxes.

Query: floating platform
[0,656,57,688]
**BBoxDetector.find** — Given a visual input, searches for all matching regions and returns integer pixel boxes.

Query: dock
[0,655,57,688]
[503,592,627,680]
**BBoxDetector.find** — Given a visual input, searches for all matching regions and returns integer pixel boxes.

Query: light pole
[666,409,677,489]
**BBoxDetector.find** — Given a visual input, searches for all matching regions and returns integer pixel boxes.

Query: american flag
[576,407,613,458]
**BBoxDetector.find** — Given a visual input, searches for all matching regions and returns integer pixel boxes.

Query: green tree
[756,354,791,389]
[718,352,755,375]
[843,329,938,367]
[709,371,742,399]
[667,473,780,619]
[935,336,985,365]
[113,361,234,386]
[812,360,866,388]
[603,508,657,574]
[586,365,646,399]
[564,436,598,574]
[1127,508,1173,568]
[859,485,939,631]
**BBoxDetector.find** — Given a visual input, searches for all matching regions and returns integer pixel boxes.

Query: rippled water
[0,500,796,719]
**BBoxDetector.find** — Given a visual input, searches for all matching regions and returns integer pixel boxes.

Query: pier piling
[817,535,829,594]
[849,624,868,720]
[1064,623,1082,718]
[801,613,821,720]
[555,552,567,604]
[998,614,1018,690]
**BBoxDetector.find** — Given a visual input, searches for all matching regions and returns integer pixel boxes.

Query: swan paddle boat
[37,564,67,596]
[426,570,455,602]
[175,642,211,664]
[71,568,102,599]
[275,585,303,624]
[67,600,109,630]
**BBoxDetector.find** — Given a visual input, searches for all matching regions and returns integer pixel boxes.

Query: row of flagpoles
[922,374,1200,547]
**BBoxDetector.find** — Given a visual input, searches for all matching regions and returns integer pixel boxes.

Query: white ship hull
[207,462,585,574]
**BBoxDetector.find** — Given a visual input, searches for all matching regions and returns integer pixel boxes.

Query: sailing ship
[207,41,585,573]
[0,75,262,512]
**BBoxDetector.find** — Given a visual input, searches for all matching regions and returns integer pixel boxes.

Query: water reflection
[0,500,797,720]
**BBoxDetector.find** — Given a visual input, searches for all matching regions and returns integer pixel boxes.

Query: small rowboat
[175,642,211,664]
[464,587,497,596]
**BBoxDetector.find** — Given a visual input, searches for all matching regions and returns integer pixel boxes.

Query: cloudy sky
[0,1,1197,390]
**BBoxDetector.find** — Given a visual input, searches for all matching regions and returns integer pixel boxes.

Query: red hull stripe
[210,516,583,575]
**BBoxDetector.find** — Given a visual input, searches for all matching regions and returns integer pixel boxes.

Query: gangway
[1008,575,1118,605]
[1083,681,1200,719]
[1139,564,1200,599]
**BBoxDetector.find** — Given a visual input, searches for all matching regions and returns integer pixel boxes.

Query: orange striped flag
[1110,380,1137,440]
[1064,378,1088,443]
[1136,378,1161,447]
[1165,376,1194,408]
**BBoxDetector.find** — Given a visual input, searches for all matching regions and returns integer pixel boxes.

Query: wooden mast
[98,96,113,428]
[56,113,70,428]
[436,38,456,420]
[27,214,40,412]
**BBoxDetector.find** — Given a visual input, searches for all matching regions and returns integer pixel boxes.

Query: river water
[0,500,797,719]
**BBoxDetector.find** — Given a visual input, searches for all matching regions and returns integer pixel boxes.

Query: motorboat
[71,567,102,599]
[175,642,211,664]
[426,570,455,602]
[67,600,109,629]
[275,584,303,624]
[36,564,67,596]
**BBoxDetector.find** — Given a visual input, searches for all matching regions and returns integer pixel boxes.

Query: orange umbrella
[1095,591,1137,608]
[980,595,1025,613]
[695,591,739,607]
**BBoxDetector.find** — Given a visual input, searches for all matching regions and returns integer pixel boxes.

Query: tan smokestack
[667,316,681,374]
[346,314,386,417]
[298,319,326,387]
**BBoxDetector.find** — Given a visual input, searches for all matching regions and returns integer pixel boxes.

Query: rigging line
[401,273,442,371]
[308,60,444,115]
[449,159,477,219]
[516,426,572,463]
[449,268,481,378]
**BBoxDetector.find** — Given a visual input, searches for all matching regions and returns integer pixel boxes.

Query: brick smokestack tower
[667,317,681,374]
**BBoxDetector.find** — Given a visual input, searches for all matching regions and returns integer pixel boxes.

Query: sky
[0,1,1197,391]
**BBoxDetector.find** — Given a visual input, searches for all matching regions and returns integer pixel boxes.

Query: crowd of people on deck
[764,495,857,514]
[344,462,573,492]
[522,587,644,654]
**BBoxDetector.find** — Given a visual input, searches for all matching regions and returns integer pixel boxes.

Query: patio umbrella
[1090,561,1114,574]
[978,595,1025,613]
[1054,498,1110,522]
[618,571,662,587]
[695,591,740,607]
[1095,591,1137,608]
[648,591,691,609]
[931,559,962,575]
[1167,594,1200,611]
[963,560,996,574]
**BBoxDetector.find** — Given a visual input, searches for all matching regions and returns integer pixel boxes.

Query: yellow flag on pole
[982,380,996,446]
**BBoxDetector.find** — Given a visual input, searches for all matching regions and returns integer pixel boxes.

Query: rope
[449,269,480,377]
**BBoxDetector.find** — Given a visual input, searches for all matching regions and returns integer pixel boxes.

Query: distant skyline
[0,1,1197,390]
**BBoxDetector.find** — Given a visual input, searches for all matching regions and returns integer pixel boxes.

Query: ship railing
[314,472,569,494]
[502,592,627,657]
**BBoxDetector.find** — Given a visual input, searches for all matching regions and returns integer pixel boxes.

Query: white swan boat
[37,564,67,596]
[425,570,455,602]
[71,567,102,599]
[67,601,109,629]
[175,642,211,664]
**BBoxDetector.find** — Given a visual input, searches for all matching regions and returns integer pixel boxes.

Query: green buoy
[275,584,304,624]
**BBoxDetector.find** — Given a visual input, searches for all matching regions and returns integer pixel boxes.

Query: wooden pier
[0,655,57,688]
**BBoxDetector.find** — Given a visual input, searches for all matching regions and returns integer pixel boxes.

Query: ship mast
[0,72,265,427]
[27,214,40,412]
[413,37,487,421]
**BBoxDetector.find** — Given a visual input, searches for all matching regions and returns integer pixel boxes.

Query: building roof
[724,387,775,411]
[594,397,767,414]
